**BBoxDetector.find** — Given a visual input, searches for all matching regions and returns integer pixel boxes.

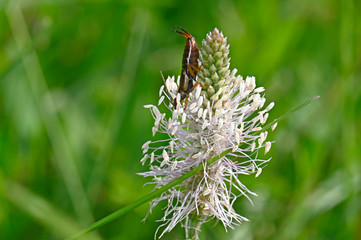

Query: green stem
[65,95,319,240]
[254,95,320,135]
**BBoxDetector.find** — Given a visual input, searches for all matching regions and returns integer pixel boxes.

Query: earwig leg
[199,62,204,70]
[189,64,202,73]
[191,81,208,91]
[187,65,196,78]
[184,96,189,109]
[187,64,203,78]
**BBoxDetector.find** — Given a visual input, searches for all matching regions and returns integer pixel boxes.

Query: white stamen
[215,134,225,140]
[170,141,174,153]
[161,150,169,167]
[189,102,197,111]
[203,188,211,196]
[218,118,224,129]
[191,105,199,113]
[171,81,178,92]
[259,114,264,124]
[168,119,173,130]
[271,122,278,131]
[141,140,151,151]
[232,145,238,152]
[158,95,165,106]
[255,168,262,178]
[259,97,266,109]
[238,114,245,124]
[264,131,268,140]
[182,113,187,124]
[265,141,271,154]
[252,127,262,132]
[239,122,244,133]
[171,161,178,171]
[251,142,256,152]
[140,154,148,165]
[159,85,164,97]
[214,100,222,109]
[258,132,265,146]
[171,126,178,135]
[152,106,162,124]
[195,85,201,99]
[235,131,240,144]
[202,109,208,120]
[202,120,210,130]
[230,122,235,133]
[192,152,203,159]
[150,152,155,164]
[252,115,261,123]
[266,102,275,111]
[262,113,269,124]
[160,159,167,167]
[197,96,204,107]
[246,76,256,90]
[176,94,181,110]
[254,87,265,93]
[198,108,203,119]
[178,107,184,115]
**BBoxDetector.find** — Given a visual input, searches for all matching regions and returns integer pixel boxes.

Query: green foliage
[0,0,360,239]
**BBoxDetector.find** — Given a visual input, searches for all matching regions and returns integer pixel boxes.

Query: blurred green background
[1,0,360,239]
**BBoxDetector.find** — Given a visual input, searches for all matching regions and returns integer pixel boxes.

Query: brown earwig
[171,26,206,108]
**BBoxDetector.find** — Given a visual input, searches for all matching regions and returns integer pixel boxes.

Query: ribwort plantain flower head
[139,28,276,239]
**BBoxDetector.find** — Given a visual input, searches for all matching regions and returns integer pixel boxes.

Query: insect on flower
[141,28,277,239]
[171,26,206,109]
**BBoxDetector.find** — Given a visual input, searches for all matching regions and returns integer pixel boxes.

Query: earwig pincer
[171,26,206,109]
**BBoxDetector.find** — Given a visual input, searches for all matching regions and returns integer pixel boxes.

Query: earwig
[171,26,206,109]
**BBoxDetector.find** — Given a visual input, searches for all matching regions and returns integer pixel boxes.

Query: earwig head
[171,26,193,39]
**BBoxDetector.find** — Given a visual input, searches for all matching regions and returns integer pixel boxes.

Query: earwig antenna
[175,26,190,34]
[171,26,192,39]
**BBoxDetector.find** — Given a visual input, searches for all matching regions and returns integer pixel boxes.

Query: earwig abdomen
[182,37,199,79]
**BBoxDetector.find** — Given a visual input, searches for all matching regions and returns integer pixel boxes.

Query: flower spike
[139,28,275,239]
